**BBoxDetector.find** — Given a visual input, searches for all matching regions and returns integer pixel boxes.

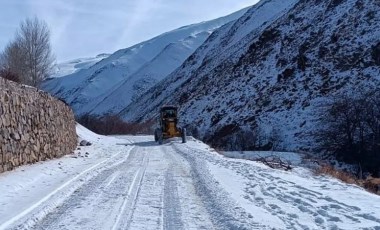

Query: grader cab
[154,106,186,144]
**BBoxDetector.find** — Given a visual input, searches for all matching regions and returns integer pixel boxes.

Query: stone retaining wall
[0,78,77,173]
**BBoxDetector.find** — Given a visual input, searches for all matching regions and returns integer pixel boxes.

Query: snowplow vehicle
[154,106,186,144]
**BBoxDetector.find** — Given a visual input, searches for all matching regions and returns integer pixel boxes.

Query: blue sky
[0,0,257,62]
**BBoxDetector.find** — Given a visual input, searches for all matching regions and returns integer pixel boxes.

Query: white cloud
[0,0,258,62]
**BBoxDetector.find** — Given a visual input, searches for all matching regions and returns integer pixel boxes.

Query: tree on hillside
[315,89,380,176]
[0,17,55,87]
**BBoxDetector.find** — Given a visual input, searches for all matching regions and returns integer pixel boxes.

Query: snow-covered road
[1,127,380,230]
[30,138,216,230]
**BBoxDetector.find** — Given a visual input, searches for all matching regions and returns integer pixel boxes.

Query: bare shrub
[267,127,283,151]
[1,17,55,87]
[314,164,357,185]
[77,114,154,135]
[362,177,380,194]
[315,88,380,176]
[0,68,20,83]
[256,155,292,171]
[205,122,281,151]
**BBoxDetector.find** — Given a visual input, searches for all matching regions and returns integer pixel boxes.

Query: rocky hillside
[42,8,248,116]
[120,0,380,150]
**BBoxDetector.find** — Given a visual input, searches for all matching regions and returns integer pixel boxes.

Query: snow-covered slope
[121,0,380,150]
[87,31,212,115]
[51,54,110,78]
[42,8,248,115]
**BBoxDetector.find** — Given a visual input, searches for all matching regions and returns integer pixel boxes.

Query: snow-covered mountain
[42,8,248,115]
[51,54,110,78]
[121,0,380,150]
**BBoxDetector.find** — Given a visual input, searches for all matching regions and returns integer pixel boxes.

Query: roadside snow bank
[76,123,102,143]
[0,125,131,230]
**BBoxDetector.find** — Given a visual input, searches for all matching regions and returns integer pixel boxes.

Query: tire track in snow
[161,142,215,230]
[172,143,265,229]
[122,141,169,230]
[1,145,134,230]
[163,166,184,230]
[30,146,150,230]
[113,151,149,230]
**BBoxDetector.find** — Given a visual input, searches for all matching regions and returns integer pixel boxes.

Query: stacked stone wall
[0,78,77,173]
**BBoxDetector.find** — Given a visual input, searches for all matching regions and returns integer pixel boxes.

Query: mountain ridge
[120,0,380,150]
[43,7,249,116]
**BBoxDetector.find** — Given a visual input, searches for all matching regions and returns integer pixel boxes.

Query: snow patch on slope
[51,54,110,78]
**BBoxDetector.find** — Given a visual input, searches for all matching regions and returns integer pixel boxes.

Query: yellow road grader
[154,106,186,144]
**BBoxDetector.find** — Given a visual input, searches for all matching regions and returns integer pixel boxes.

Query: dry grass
[314,164,358,185]
[361,177,380,195]
[315,164,380,195]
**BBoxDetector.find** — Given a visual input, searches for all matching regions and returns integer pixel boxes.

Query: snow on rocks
[79,140,92,146]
